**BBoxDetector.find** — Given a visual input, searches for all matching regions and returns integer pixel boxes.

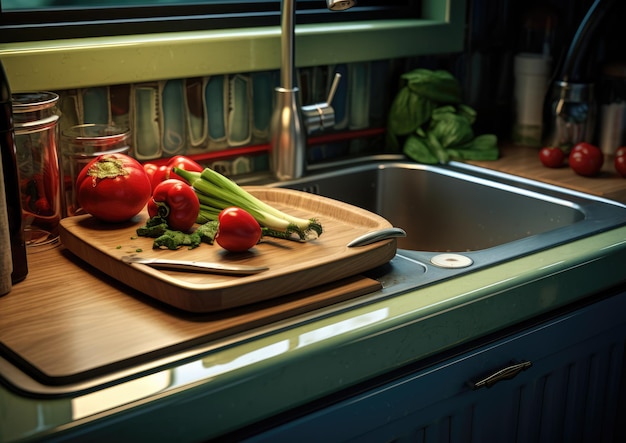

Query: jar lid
[11,92,59,113]
[14,114,59,134]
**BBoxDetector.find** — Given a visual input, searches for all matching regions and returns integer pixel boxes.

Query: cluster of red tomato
[539,142,626,178]
[144,155,204,231]
[75,153,262,252]
[144,156,262,251]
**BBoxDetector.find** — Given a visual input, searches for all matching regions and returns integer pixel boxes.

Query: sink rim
[268,158,626,269]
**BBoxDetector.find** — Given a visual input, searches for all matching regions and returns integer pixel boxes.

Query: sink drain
[430,253,473,269]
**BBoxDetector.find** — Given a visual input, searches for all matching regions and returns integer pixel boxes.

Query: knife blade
[121,256,268,275]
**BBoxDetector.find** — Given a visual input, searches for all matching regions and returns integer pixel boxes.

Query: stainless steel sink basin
[238,157,626,300]
[267,158,626,259]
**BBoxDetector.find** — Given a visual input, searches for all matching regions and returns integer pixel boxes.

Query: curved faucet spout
[270,0,355,181]
[271,87,306,181]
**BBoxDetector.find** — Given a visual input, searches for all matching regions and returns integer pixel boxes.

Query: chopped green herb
[136,216,219,250]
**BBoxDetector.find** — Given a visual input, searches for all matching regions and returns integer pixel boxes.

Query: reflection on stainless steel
[543,0,618,147]
[271,159,626,254]
[72,371,172,420]
[198,340,290,379]
[67,307,389,421]
[270,0,355,180]
[543,81,595,149]
[296,308,388,347]
[326,0,356,11]
[347,227,407,247]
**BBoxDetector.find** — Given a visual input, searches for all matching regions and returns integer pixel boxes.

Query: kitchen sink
[262,157,626,272]
[2,158,623,398]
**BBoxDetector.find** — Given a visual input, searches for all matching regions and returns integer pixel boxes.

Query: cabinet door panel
[245,291,626,443]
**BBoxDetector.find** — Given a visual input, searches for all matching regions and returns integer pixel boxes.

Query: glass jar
[60,123,130,217]
[12,92,61,252]
[598,62,626,157]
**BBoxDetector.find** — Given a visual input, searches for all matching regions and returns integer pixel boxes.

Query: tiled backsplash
[54,60,401,176]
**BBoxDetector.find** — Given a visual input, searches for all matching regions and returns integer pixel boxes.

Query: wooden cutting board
[59,187,397,313]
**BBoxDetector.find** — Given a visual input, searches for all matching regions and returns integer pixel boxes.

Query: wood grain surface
[0,245,382,387]
[59,187,397,312]
[469,145,626,204]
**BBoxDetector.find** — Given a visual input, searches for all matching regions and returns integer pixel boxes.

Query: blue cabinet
[243,290,626,442]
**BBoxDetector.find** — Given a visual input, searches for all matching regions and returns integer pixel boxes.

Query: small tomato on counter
[615,147,626,177]
[147,179,200,232]
[77,153,152,223]
[215,207,262,252]
[539,146,565,168]
[143,155,204,191]
[569,142,604,177]
[615,155,626,178]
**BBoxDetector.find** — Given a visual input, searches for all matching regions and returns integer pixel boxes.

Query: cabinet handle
[470,360,532,390]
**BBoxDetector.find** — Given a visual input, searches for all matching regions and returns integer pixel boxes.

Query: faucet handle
[325,72,342,106]
[302,72,342,134]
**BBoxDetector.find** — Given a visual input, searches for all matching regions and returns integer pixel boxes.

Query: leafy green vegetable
[136,216,219,250]
[402,69,462,104]
[403,135,438,164]
[447,134,499,161]
[429,108,474,149]
[195,220,219,244]
[153,230,201,250]
[426,130,449,164]
[457,104,477,125]
[136,216,168,237]
[386,68,499,165]
[387,87,435,136]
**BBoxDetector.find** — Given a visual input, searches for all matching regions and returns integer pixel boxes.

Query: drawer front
[244,291,626,442]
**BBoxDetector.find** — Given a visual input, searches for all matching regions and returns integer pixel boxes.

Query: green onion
[173,167,322,241]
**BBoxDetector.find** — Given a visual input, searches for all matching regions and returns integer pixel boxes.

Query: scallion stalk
[173,167,322,240]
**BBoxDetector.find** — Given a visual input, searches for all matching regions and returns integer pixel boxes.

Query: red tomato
[539,147,565,168]
[215,207,262,252]
[569,142,604,177]
[615,146,626,158]
[77,153,152,223]
[148,179,200,231]
[615,155,626,178]
[143,163,169,192]
[168,155,204,181]
[143,156,203,191]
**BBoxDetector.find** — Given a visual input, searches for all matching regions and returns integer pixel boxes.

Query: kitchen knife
[121,256,268,275]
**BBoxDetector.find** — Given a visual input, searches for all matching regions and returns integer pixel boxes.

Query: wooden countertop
[468,145,626,205]
[0,246,380,391]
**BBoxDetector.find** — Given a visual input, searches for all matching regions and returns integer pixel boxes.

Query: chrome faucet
[270,0,356,181]
[543,0,617,148]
